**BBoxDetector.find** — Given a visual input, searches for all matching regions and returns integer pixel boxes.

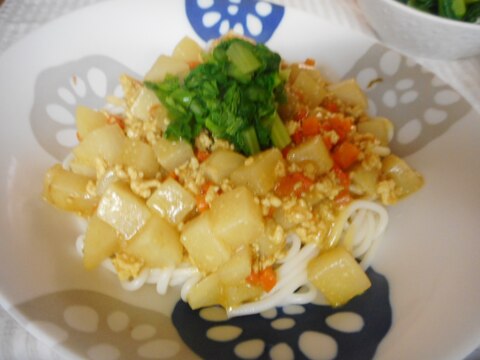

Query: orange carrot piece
[281,144,294,159]
[323,100,339,113]
[168,172,179,181]
[275,172,314,198]
[247,266,277,292]
[196,149,210,163]
[335,189,352,206]
[332,141,360,170]
[329,116,352,142]
[292,130,304,145]
[332,165,352,205]
[301,116,322,137]
[294,108,309,122]
[332,165,350,189]
[200,181,212,194]
[196,194,209,213]
[188,60,201,69]
[322,134,334,151]
[196,182,213,213]
[107,114,125,130]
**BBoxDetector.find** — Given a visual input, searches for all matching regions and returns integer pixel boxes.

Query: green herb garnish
[398,0,480,23]
[146,38,291,156]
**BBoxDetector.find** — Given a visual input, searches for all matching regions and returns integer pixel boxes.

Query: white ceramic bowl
[357,0,480,60]
[1,1,480,359]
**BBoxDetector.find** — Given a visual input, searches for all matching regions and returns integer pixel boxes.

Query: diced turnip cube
[83,215,121,270]
[127,215,183,268]
[209,186,264,250]
[180,212,231,273]
[96,182,151,240]
[308,246,371,307]
[146,178,196,225]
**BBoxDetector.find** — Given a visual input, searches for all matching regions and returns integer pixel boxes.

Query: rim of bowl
[369,0,480,30]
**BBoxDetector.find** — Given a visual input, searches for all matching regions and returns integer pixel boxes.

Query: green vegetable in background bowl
[397,0,480,22]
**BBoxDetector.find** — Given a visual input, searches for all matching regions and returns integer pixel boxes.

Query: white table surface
[0,0,479,359]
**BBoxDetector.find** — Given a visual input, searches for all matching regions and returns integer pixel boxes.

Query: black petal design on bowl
[172,267,391,360]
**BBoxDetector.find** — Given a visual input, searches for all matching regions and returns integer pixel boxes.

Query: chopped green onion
[227,42,261,75]
[407,0,435,12]
[280,68,291,82]
[228,63,252,83]
[241,126,261,155]
[439,0,466,19]
[269,112,291,149]
[465,2,480,21]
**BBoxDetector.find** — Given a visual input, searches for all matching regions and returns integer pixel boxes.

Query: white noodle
[156,267,174,295]
[170,267,200,286]
[101,258,117,273]
[279,283,318,306]
[330,200,389,269]
[372,145,391,157]
[278,234,302,264]
[146,269,163,284]
[278,242,318,279]
[121,269,149,291]
[62,152,75,170]
[75,234,85,256]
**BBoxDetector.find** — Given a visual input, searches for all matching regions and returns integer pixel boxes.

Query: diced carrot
[322,134,334,151]
[281,144,294,159]
[107,114,126,130]
[196,194,209,213]
[335,189,352,206]
[332,165,352,206]
[188,61,201,69]
[329,116,352,142]
[275,172,314,198]
[294,108,309,122]
[301,116,322,137]
[267,206,276,218]
[292,130,304,145]
[196,181,213,213]
[323,100,339,113]
[76,132,82,142]
[332,165,350,189]
[168,172,179,181]
[304,58,316,67]
[246,266,277,292]
[332,141,360,170]
[200,181,212,195]
[196,149,210,163]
